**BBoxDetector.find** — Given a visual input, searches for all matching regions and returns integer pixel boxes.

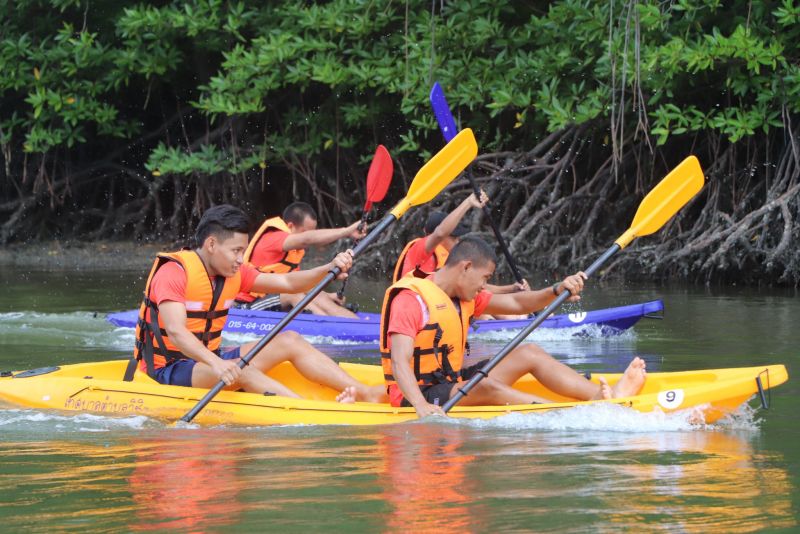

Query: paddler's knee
[471,376,505,396]
[516,342,548,359]
[274,330,304,345]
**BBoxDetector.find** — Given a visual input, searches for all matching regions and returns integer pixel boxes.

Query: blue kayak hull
[107,300,664,342]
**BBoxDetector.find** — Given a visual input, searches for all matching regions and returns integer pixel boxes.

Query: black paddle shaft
[180,212,398,423]
[442,243,621,412]
[336,212,369,299]
[466,172,524,285]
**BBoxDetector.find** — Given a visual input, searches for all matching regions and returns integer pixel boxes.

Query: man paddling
[130,204,384,402]
[380,236,647,417]
[392,191,486,282]
[393,190,530,319]
[235,201,366,318]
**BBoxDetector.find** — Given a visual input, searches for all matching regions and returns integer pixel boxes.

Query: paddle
[430,82,525,285]
[180,128,478,423]
[337,145,394,300]
[442,155,706,412]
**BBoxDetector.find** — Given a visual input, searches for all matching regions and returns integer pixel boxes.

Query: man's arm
[484,272,588,315]
[283,221,365,250]
[159,301,241,385]
[424,191,488,253]
[390,333,446,418]
[487,279,530,294]
[250,250,353,295]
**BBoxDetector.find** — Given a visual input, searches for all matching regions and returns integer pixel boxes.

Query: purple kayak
[106,300,663,342]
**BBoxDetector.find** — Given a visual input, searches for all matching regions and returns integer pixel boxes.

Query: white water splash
[472,322,638,342]
[0,310,134,352]
[222,330,372,346]
[459,402,759,433]
[0,408,156,432]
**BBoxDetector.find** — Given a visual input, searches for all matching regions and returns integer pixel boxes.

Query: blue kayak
[106,300,664,342]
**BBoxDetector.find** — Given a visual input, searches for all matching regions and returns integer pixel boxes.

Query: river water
[0,266,797,532]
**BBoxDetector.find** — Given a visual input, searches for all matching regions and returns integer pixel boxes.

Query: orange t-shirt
[249,230,295,268]
[149,261,259,306]
[399,236,439,279]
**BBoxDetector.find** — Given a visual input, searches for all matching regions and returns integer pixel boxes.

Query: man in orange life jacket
[392,191,487,283]
[235,201,365,318]
[380,236,647,417]
[132,204,384,402]
[393,190,530,319]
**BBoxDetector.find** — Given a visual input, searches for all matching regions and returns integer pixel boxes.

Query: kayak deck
[0,360,787,427]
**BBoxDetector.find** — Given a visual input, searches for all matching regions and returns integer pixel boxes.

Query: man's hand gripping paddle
[337,145,393,300]
[180,129,478,423]
[443,156,706,412]
[430,82,525,285]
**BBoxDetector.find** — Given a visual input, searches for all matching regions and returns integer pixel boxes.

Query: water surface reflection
[0,423,794,531]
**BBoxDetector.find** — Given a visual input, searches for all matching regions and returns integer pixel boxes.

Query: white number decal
[568,312,587,323]
[657,389,684,409]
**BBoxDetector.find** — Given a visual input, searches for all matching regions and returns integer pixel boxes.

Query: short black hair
[282,202,317,226]
[444,236,498,268]
[194,204,250,247]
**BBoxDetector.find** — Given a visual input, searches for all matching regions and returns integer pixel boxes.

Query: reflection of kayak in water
[106,300,665,342]
[0,360,786,426]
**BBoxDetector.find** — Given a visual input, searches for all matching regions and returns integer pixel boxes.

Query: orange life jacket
[391,237,449,283]
[380,271,474,387]
[132,250,241,376]
[237,217,305,302]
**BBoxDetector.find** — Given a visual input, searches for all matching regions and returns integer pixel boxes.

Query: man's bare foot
[598,376,613,400]
[611,357,647,398]
[357,384,388,404]
[336,386,357,404]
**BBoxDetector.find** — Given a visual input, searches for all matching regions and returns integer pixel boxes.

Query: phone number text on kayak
[226,320,276,332]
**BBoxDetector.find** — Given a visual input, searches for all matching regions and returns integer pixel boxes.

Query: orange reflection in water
[127,430,248,532]
[376,424,483,532]
[601,431,796,532]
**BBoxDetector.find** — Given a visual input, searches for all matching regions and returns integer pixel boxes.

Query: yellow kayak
[0,360,788,426]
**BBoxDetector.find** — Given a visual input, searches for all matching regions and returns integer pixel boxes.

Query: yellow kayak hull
[0,360,788,426]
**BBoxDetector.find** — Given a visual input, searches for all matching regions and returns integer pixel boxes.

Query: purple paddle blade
[430,82,458,142]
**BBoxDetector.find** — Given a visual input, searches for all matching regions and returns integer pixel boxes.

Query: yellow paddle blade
[615,155,705,249]
[390,128,478,218]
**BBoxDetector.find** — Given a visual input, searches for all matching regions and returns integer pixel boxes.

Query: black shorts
[400,359,489,408]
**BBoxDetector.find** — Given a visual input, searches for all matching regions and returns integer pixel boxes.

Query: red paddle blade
[363,145,393,212]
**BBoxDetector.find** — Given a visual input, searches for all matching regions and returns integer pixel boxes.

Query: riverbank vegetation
[1,1,798,285]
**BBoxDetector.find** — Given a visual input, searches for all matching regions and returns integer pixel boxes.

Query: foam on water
[0,310,134,352]
[458,402,760,433]
[0,408,157,433]
[222,331,367,346]
[472,322,638,342]
[0,400,762,436]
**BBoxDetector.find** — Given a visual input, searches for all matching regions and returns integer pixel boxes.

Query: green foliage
[1,0,798,186]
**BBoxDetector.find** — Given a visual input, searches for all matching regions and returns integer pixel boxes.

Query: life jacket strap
[123,357,138,382]
[186,308,229,320]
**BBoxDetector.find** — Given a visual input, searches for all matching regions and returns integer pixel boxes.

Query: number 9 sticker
[657,389,685,409]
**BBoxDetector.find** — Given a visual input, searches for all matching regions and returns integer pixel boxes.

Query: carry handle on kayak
[443,155,706,412]
[180,128,478,423]
[430,82,525,285]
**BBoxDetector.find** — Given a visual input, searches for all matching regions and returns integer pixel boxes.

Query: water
[0,267,798,531]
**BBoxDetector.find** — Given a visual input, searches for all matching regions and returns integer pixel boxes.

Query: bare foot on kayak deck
[611,357,647,398]
[598,376,613,400]
[358,384,388,404]
[336,386,357,404]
